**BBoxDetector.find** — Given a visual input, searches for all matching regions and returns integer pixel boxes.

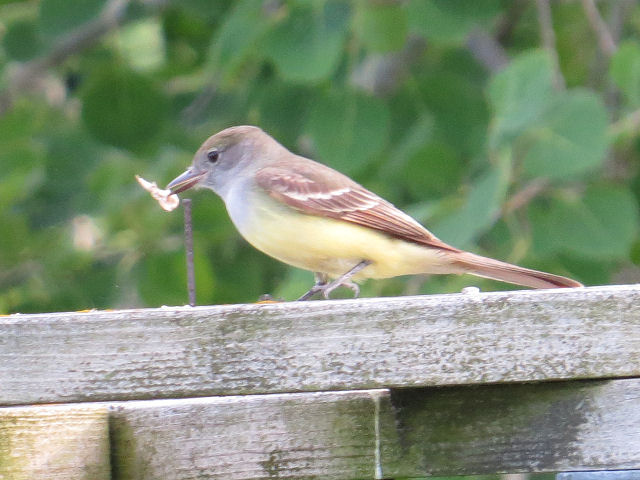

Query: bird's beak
[167,169,206,194]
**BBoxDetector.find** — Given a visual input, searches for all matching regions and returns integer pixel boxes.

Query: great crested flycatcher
[168,125,582,300]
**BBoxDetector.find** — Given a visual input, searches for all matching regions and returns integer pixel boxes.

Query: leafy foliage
[1,0,640,313]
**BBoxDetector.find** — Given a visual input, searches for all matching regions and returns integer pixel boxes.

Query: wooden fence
[1,284,640,479]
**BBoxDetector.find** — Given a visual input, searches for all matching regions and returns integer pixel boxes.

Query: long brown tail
[450,251,583,289]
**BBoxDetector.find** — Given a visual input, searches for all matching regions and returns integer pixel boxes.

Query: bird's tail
[450,251,583,289]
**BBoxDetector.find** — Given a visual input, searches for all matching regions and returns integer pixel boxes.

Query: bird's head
[167,125,273,196]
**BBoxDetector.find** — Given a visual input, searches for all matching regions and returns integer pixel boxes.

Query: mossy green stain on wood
[381,380,627,477]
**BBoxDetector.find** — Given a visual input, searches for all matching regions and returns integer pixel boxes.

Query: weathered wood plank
[2,380,639,479]
[0,404,110,479]
[2,284,640,404]
[381,378,640,477]
[109,389,383,480]
[105,379,640,479]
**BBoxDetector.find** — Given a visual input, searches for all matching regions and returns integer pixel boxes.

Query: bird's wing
[255,161,461,253]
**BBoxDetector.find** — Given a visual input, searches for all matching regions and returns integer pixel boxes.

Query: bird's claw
[297,261,370,301]
[298,279,360,301]
[297,284,324,301]
[321,280,360,299]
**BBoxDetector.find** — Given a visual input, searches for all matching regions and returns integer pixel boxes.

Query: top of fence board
[2,284,640,406]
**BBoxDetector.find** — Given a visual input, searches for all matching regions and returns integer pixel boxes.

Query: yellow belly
[232,193,449,279]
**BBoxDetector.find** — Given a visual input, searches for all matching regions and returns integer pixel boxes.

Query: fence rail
[2,284,640,479]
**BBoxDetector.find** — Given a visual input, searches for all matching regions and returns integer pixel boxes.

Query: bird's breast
[222,186,447,279]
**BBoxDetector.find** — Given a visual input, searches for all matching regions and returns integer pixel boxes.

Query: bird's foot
[297,282,326,301]
[296,278,360,301]
[320,279,360,299]
[296,273,328,301]
[297,260,371,301]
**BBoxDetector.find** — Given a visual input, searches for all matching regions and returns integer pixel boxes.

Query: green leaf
[206,243,274,304]
[207,0,277,84]
[26,129,102,225]
[432,155,511,248]
[531,186,639,259]
[404,141,463,200]
[610,41,640,107]
[630,239,640,265]
[522,90,609,179]
[407,0,501,44]
[115,19,166,72]
[488,52,609,180]
[81,67,168,151]
[306,89,390,174]
[0,146,43,205]
[354,2,407,52]
[38,0,104,39]
[419,70,489,156]
[0,102,45,143]
[263,1,349,82]
[382,114,434,181]
[0,213,30,267]
[3,19,43,61]
[139,251,194,307]
[488,50,556,148]
[256,81,313,147]
[389,114,434,163]
[273,268,313,301]
[193,248,217,306]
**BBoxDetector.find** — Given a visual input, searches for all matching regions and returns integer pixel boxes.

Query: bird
[167,125,582,300]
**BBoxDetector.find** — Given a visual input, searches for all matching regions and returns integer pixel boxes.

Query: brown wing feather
[255,161,461,253]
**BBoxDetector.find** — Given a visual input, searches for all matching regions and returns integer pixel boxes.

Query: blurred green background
[2,0,640,313]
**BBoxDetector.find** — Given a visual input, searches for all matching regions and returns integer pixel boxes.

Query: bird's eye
[207,149,219,163]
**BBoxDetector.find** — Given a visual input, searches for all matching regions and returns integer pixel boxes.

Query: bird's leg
[297,272,329,301]
[297,260,372,301]
[320,260,371,299]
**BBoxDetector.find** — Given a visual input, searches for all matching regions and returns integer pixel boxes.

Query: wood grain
[3,380,640,478]
[2,284,640,405]
[382,378,640,477]
[106,379,640,478]
[0,404,110,479]
[109,390,383,480]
